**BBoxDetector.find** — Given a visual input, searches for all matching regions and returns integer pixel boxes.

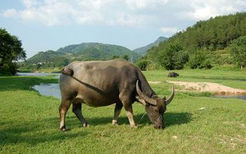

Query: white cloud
[186,0,246,20]
[125,0,169,10]
[2,0,161,26]
[1,0,245,31]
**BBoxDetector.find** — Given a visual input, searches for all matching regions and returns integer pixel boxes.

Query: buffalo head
[136,80,174,129]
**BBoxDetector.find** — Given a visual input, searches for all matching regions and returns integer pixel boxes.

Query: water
[17,72,61,99]
[33,83,60,99]
[16,72,60,79]
[214,95,246,100]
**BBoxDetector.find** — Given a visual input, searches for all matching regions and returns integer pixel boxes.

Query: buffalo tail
[61,67,74,76]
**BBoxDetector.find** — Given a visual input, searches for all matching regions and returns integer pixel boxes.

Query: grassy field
[0,70,246,153]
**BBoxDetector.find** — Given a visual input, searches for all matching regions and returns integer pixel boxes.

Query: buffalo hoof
[131,125,138,129]
[112,120,118,125]
[154,125,164,129]
[82,122,88,127]
[60,126,66,131]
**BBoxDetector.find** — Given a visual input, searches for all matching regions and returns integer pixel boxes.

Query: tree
[122,54,129,61]
[0,28,26,74]
[158,43,188,70]
[188,50,212,69]
[112,55,120,59]
[229,36,246,69]
[136,59,150,71]
[36,63,42,70]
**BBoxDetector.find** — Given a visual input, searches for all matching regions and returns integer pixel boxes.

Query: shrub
[158,43,189,70]
[1,62,17,75]
[229,36,246,69]
[136,59,150,71]
[188,50,212,69]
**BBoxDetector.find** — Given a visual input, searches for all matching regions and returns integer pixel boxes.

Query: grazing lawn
[0,70,246,153]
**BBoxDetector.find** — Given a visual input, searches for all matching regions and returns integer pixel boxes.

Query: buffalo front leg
[59,99,71,131]
[112,103,123,125]
[119,94,137,128]
[72,103,88,127]
[124,105,137,128]
[119,90,137,128]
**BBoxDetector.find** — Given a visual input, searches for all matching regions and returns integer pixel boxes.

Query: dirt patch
[149,81,162,84]
[166,80,246,95]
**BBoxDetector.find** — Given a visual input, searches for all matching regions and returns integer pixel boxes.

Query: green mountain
[133,37,168,55]
[144,12,246,69]
[149,13,246,55]
[26,50,63,64]
[25,42,141,68]
[57,42,139,60]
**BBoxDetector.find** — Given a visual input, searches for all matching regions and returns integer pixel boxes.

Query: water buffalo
[168,72,179,77]
[59,59,174,131]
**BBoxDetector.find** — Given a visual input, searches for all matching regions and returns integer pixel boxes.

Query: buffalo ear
[162,96,166,101]
[162,96,167,105]
[136,96,147,106]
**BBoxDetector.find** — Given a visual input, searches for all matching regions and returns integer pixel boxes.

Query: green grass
[0,70,246,153]
[144,69,246,89]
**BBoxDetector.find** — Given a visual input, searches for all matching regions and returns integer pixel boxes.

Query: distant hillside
[148,13,246,56]
[26,50,64,64]
[141,12,246,70]
[57,42,139,60]
[133,37,167,55]
[25,43,140,68]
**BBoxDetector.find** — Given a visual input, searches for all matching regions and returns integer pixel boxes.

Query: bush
[173,51,189,69]
[136,59,150,71]
[188,50,212,69]
[1,62,17,75]
[229,36,246,69]
[158,43,189,70]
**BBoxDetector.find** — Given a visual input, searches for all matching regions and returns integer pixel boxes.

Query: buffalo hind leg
[112,103,123,125]
[72,103,88,127]
[59,99,71,131]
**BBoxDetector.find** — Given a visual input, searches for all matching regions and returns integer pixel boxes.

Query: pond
[33,83,60,99]
[17,72,61,99]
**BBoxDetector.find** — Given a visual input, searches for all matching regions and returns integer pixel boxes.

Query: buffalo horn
[165,85,175,105]
[136,80,157,106]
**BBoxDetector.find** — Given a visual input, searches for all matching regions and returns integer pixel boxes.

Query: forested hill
[25,43,140,67]
[142,12,246,70]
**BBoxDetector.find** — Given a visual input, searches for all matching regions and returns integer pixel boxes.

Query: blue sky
[1,0,245,58]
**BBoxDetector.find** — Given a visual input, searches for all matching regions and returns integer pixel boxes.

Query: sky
[0,0,245,58]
